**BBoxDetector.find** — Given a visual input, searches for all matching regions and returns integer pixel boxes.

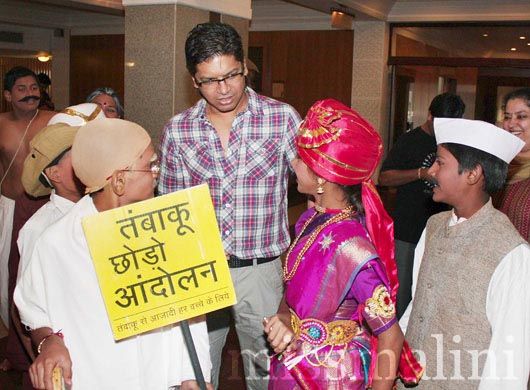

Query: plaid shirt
[158,88,301,259]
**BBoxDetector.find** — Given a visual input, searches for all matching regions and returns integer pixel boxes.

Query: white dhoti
[0,194,15,329]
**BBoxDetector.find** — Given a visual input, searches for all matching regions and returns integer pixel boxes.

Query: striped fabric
[495,177,530,241]
[158,88,301,258]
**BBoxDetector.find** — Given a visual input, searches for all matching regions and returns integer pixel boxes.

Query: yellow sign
[82,184,236,340]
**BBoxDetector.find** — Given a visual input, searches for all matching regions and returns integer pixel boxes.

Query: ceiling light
[37,55,51,62]
[527,43,530,46]
[510,47,517,51]
[482,33,488,37]
[520,36,526,40]
[330,7,354,29]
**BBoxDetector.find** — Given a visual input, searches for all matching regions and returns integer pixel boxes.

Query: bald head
[72,119,151,193]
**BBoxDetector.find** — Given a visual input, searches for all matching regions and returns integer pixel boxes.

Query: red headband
[297,99,382,185]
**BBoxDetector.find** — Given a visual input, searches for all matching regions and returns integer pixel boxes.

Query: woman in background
[86,87,124,119]
[494,87,530,240]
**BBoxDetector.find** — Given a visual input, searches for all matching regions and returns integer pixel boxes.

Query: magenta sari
[270,208,397,389]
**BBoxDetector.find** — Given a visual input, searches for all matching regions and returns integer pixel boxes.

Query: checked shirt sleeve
[158,121,185,195]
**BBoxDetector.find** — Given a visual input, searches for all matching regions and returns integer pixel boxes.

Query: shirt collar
[49,190,76,214]
[449,198,493,226]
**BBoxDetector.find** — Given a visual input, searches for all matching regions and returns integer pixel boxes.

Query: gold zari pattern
[365,284,395,318]
[290,310,362,347]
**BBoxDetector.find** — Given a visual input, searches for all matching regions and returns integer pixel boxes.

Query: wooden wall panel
[249,30,353,116]
[395,34,448,57]
[70,34,124,107]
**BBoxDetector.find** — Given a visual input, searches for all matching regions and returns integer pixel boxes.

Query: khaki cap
[22,123,80,197]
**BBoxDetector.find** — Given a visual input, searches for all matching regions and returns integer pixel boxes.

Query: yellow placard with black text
[82,184,236,340]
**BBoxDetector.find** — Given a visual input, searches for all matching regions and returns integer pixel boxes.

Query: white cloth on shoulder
[0,194,15,328]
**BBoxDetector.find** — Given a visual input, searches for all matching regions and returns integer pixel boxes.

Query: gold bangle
[37,330,64,354]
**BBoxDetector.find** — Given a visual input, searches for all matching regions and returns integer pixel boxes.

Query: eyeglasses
[124,161,160,176]
[194,70,245,88]
[503,112,530,121]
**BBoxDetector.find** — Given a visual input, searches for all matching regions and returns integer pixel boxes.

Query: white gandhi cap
[434,118,525,164]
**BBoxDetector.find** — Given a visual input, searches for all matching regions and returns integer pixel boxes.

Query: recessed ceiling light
[520,36,526,40]
[510,47,517,51]
[527,42,530,46]
[482,33,488,37]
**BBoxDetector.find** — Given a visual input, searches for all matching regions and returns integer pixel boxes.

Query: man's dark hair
[3,66,38,91]
[442,143,508,195]
[429,93,466,118]
[502,87,530,110]
[37,72,51,87]
[185,22,244,75]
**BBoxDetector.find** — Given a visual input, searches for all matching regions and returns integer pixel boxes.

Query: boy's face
[428,145,468,206]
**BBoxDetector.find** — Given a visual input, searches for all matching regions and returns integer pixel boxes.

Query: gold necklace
[283,206,355,281]
[314,204,353,214]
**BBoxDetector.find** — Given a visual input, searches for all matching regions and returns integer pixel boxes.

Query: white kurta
[0,194,15,328]
[400,211,530,390]
[14,195,211,390]
[16,191,74,281]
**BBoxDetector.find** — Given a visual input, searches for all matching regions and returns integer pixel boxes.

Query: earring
[316,178,325,195]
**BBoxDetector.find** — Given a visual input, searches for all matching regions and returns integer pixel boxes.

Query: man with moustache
[0,66,54,340]
[159,22,301,389]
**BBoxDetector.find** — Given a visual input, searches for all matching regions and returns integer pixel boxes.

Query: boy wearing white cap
[400,118,530,389]
[15,119,211,390]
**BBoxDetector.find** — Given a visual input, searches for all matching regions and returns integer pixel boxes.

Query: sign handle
[181,319,207,390]
[52,366,65,390]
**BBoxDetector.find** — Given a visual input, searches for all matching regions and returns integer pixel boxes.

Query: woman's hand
[263,312,296,354]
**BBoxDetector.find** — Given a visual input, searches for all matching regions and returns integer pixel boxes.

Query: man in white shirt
[14,119,212,390]
[400,118,530,389]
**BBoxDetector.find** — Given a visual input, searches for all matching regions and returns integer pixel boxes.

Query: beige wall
[351,21,391,152]
[125,4,249,141]
[125,5,205,140]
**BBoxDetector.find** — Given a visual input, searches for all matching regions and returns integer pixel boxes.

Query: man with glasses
[159,22,301,389]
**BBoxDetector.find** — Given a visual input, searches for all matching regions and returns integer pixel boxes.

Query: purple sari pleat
[270,208,393,390]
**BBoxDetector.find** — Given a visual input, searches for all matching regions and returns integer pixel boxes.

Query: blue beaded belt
[290,310,362,346]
